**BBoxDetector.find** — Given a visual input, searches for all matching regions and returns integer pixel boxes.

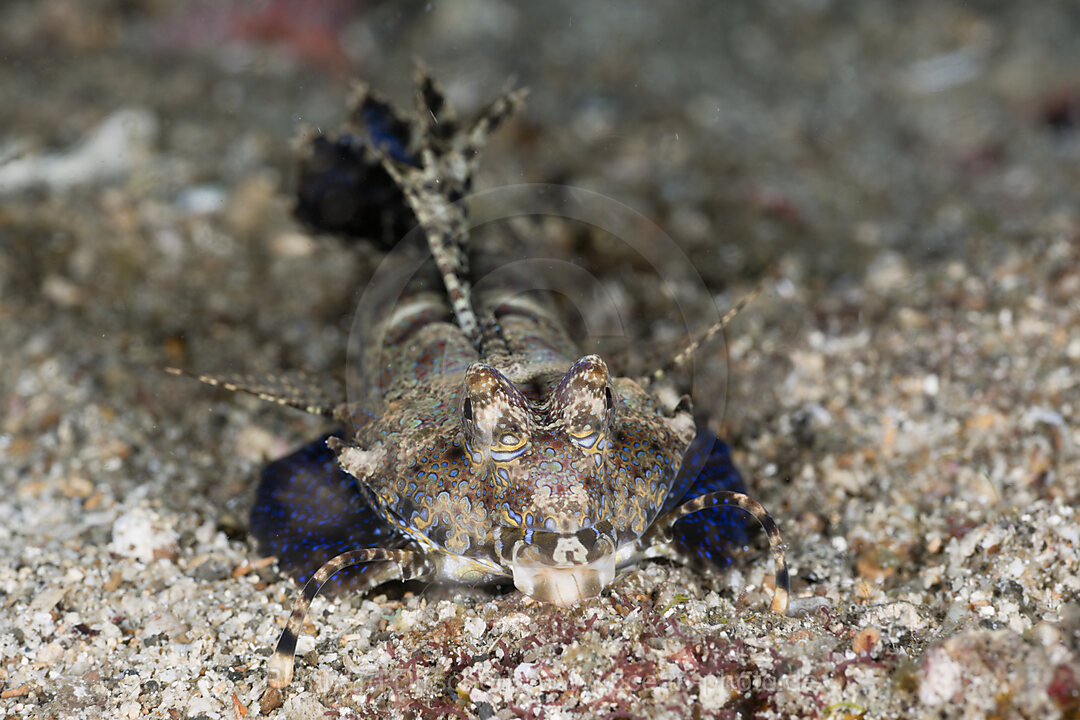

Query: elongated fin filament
[268,548,433,689]
[636,490,789,616]
[648,281,765,385]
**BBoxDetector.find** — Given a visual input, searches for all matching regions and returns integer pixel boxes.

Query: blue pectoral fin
[664,431,755,571]
[250,432,406,596]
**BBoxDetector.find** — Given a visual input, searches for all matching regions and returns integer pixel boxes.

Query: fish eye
[572,432,599,450]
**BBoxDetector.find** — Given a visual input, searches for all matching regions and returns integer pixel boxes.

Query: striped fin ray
[267,548,434,689]
[647,281,766,386]
[636,489,790,617]
[375,69,527,346]
[165,367,344,418]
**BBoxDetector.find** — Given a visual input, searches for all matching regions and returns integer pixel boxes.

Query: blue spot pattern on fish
[662,431,753,573]
[250,432,406,592]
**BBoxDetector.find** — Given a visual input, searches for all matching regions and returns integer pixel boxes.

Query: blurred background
[4,0,1079,426]
[5,1,1080,276]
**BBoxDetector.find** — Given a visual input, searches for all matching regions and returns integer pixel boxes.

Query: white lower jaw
[511,554,616,606]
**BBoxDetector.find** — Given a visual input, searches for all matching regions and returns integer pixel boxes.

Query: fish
[169,69,789,691]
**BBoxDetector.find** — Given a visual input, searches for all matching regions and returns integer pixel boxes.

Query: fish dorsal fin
[369,68,527,346]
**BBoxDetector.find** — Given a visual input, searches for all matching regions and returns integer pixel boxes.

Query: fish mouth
[498,523,618,606]
[511,552,615,606]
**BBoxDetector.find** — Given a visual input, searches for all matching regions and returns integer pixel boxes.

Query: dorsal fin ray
[373,68,527,346]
